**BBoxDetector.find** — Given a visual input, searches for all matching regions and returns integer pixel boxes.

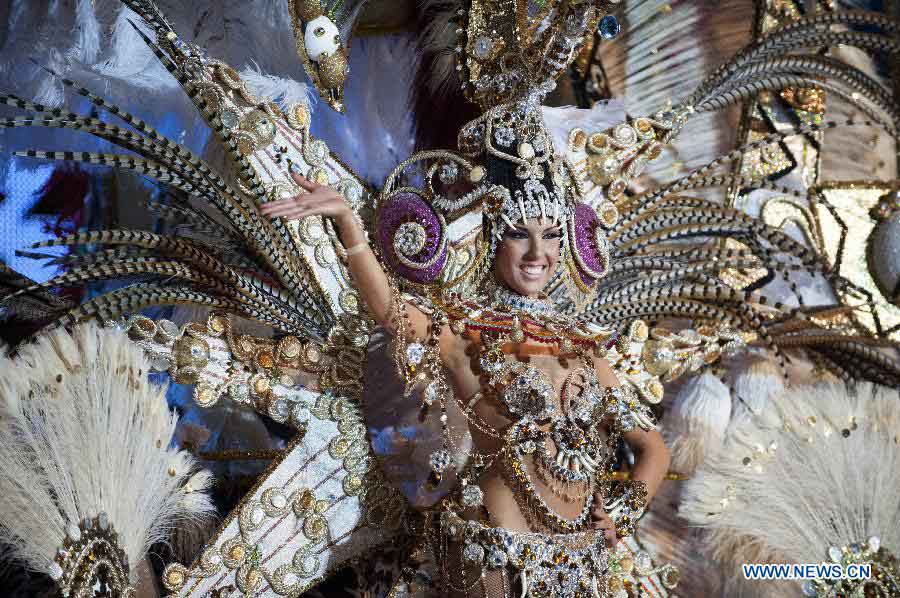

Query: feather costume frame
[682,381,900,598]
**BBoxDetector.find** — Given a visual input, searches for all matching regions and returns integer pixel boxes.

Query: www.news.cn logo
[742,563,872,581]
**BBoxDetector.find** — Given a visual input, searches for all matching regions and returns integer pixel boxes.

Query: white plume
[731,354,785,417]
[0,322,215,582]
[33,48,67,107]
[682,382,900,598]
[662,371,732,474]
[92,5,175,93]
[71,0,102,65]
[240,62,316,111]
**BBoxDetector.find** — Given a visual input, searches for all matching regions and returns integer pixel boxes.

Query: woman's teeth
[520,265,546,279]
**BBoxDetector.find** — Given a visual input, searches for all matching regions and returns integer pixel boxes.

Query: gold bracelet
[615,480,649,538]
[345,242,369,256]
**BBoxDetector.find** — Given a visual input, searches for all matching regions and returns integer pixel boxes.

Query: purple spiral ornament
[568,202,611,288]
[377,191,448,284]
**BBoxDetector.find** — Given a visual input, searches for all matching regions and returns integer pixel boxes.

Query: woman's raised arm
[260,172,427,334]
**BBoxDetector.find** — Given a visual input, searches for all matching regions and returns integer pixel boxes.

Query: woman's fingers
[261,203,303,218]
[266,202,333,221]
[262,195,333,217]
[290,171,319,192]
[604,528,618,549]
[591,515,618,547]
[259,200,298,215]
[590,506,619,549]
[260,199,306,218]
[261,191,339,212]
[259,176,344,222]
[267,207,310,220]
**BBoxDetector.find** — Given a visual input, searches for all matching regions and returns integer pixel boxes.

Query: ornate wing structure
[558,9,900,388]
[116,310,406,595]
[1,1,408,594]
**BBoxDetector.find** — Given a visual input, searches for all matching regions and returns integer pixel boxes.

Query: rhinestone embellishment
[461,484,484,507]
[430,449,451,473]
[406,343,425,365]
[393,222,428,257]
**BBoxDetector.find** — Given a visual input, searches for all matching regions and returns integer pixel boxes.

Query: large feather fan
[0,321,215,588]
[681,381,900,597]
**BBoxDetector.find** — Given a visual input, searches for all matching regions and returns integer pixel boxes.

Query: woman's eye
[504,230,529,239]
[543,231,563,240]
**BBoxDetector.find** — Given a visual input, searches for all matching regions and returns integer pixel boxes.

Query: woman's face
[494,219,562,297]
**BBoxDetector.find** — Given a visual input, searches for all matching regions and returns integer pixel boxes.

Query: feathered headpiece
[377,0,618,304]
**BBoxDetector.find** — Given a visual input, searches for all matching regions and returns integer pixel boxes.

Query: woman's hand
[259,172,355,228]
[591,493,618,549]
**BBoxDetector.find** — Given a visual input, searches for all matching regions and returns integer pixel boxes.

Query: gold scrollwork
[235,109,278,156]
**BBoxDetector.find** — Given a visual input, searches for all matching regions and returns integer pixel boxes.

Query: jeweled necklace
[489,283,556,316]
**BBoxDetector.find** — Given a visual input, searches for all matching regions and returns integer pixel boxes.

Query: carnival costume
[0,1,899,597]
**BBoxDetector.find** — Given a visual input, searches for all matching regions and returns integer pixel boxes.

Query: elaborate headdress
[377,0,618,304]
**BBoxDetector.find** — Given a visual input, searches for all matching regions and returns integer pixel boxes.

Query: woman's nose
[524,234,543,259]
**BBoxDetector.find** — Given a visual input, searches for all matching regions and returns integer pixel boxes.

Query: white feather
[662,371,732,474]
[0,322,215,581]
[71,0,101,64]
[682,382,900,598]
[731,354,785,417]
[33,48,66,107]
[240,62,315,111]
[92,6,175,92]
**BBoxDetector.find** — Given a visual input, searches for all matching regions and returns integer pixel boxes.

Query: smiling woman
[8,0,898,596]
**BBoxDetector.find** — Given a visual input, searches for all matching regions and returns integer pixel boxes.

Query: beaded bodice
[472,333,637,533]
[392,289,654,535]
